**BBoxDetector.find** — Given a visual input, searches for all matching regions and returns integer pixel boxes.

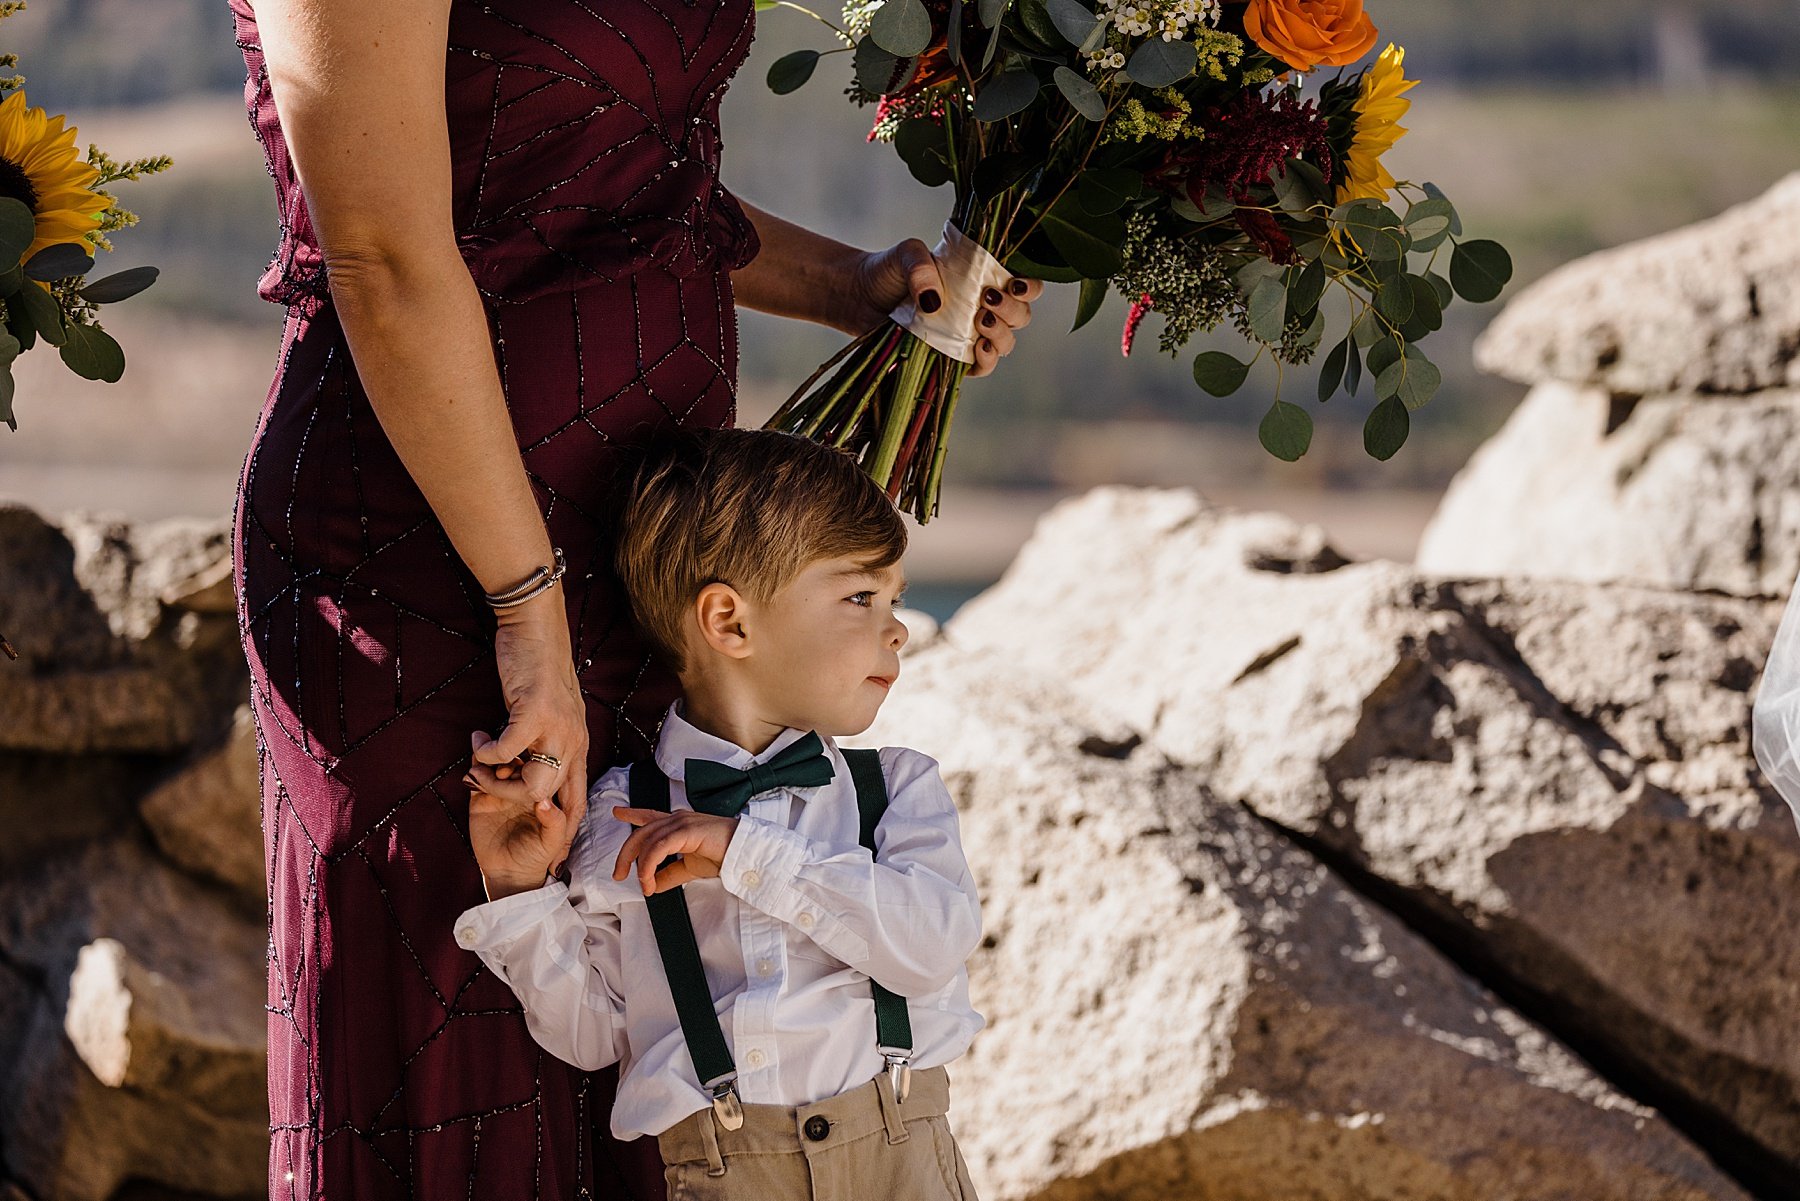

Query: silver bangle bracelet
[485,547,566,609]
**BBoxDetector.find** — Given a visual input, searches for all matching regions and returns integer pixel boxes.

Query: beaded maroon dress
[227,0,760,1196]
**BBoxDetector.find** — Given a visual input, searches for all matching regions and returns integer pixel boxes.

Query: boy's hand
[611,807,739,896]
[467,774,569,901]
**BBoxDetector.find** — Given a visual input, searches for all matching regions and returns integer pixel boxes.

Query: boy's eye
[849,591,873,606]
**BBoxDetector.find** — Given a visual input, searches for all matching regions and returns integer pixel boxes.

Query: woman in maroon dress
[227,0,1037,1197]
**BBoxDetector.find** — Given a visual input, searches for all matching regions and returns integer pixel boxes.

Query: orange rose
[1241,0,1379,72]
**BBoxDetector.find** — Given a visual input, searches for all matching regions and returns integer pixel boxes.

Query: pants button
[803,1115,831,1142]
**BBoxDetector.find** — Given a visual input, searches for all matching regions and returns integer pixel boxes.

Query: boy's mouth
[867,674,895,689]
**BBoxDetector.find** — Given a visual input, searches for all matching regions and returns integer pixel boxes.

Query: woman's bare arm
[253,0,590,846]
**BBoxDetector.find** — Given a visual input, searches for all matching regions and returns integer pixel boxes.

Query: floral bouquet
[758,0,1511,522]
[0,0,170,660]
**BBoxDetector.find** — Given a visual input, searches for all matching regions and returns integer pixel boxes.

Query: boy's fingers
[611,806,661,826]
[651,859,696,894]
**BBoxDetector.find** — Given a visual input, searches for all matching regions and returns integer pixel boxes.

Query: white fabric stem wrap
[887,217,1012,364]
[1752,567,1800,835]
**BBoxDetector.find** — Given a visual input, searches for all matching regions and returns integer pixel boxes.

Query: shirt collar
[652,698,838,788]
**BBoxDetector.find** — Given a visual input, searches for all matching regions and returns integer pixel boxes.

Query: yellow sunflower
[0,88,111,264]
[1334,43,1419,205]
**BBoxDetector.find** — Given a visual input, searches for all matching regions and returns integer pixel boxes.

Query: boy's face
[742,554,910,737]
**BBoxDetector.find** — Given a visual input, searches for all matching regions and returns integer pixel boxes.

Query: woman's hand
[834,238,1045,380]
[468,589,588,874]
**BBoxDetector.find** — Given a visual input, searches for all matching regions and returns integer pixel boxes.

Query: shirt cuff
[718,815,809,914]
[454,878,569,952]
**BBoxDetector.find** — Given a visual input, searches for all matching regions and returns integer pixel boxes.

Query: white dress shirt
[453,699,985,1140]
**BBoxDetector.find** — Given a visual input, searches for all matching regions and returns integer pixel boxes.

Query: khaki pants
[655,1066,978,1201]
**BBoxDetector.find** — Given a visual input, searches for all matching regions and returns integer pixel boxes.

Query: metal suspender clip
[879,1047,914,1106]
[705,1073,745,1131]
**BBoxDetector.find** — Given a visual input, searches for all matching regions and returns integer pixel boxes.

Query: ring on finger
[521,750,563,770]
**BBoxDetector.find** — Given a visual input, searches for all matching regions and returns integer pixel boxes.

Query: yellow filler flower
[1334,43,1418,205]
[0,89,111,264]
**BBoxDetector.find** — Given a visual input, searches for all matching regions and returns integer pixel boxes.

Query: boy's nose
[888,617,909,649]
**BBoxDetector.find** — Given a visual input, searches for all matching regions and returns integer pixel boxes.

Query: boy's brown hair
[611,427,908,675]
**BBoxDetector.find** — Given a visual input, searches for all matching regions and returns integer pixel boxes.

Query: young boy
[454,427,985,1200]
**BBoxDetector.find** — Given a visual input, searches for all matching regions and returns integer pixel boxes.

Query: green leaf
[1015,0,1064,48]
[1404,272,1443,333]
[1343,333,1363,396]
[1039,195,1124,276]
[1002,243,1084,284]
[1425,270,1454,310]
[1259,400,1313,461]
[59,321,125,382]
[1375,348,1442,410]
[1297,306,1326,351]
[853,38,903,94]
[1404,196,1455,251]
[15,279,65,347]
[1344,202,1408,261]
[1318,337,1349,402]
[948,0,965,63]
[1076,167,1141,215]
[1449,239,1513,303]
[1287,258,1326,318]
[767,49,820,94]
[979,0,1007,24]
[974,152,1035,200]
[1363,394,1410,460]
[78,265,159,306]
[1072,275,1108,332]
[973,69,1040,121]
[1124,37,1196,87]
[1044,0,1106,47]
[1193,350,1251,396]
[1374,274,1414,326]
[1052,64,1105,121]
[1234,256,1285,295]
[1366,334,1401,379]
[1271,158,1327,214]
[894,117,953,186]
[0,198,31,273]
[25,242,94,282]
[0,364,13,429]
[869,0,933,56]
[1247,276,1287,343]
[981,17,1004,68]
[1351,306,1384,348]
[1169,193,1207,223]
[1422,181,1463,235]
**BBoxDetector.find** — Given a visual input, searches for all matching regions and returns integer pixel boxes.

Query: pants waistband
[658,1065,952,1167]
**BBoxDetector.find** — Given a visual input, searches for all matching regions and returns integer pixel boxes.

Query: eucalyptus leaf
[1364,394,1409,460]
[0,265,21,297]
[78,265,159,305]
[973,152,1035,199]
[894,117,953,186]
[0,362,14,430]
[59,320,125,382]
[854,38,903,94]
[1052,64,1105,121]
[1422,181,1463,235]
[1403,196,1455,251]
[1039,196,1124,276]
[973,68,1040,121]
[1318,337,1348,402]
[1288,258,1326,318]
[979,0,1007,24]
[0,198,31,272]
[948,0,965,63]
[982,16,1004,68]
[1076,167,1141,214]
[768,49,820,94]
[1193,350,1251,397]
[1003,243,1084,284]
[1374,274,1414,326]
[1343,334,1363,396]
[1014,0,1063,49]
[1044,0,1106,47]
[1247,276,1287,343]
[1424,270,1453,310]
[1271,158,1327,214]
[1234,256,1284,295]
[15,279,65,347]
[1375,348,1442,410]
[1124,37,1195,87]
[1404,272,1442,333]
[25,242,94,282]
[1169,193,1207,222]
[1449,239,1513,303]
[1366,334,1401,379]
[1259,401,1313,461]
[1297,306,1326,351]
[1351,306,1384,348]
[1344,202,1407,261]
[1072,275,1108,332]
[869,0,933,56]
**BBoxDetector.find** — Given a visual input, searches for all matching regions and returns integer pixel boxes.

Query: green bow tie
[683,730,837,817]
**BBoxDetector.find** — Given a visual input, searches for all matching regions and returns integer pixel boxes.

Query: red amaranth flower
[1147,88,1333,206]
[1235,206,1300,264]
[1121,292,1154,356]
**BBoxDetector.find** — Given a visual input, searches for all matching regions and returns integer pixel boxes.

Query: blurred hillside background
[0,0,1797,618]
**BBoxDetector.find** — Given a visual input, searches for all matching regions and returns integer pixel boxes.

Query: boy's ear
[693,582,752,660]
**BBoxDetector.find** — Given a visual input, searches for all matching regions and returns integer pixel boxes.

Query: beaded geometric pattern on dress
[228,0,760,1195]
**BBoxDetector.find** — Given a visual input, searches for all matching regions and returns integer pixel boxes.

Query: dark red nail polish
[980,337,993,352]
[981,310,997,327]
[919,290,941,313]
[983,286,1002,306]
[1009,278,1028,295]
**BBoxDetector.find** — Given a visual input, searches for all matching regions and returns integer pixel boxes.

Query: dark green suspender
[629,746,914,1131]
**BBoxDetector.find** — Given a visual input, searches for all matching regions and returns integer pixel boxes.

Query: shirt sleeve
[717,746,982,997]
[452,772,634,1071]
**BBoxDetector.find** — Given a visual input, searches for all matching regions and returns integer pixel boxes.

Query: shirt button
[745,1048,767,1068]
[756,959,774,977]
[803,1115,831,1141]
[796,912,816,930]
[741,869,762,888]
[456,925,477,947]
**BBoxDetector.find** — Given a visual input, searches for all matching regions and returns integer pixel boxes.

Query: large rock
[140,703,265,905]
[848,644,1749,1200]
[1415,382,1800,596]
[0,507,245,754]
[1471,172,1800,395]
[0,838,267,1201]
[946,487,1800,1183]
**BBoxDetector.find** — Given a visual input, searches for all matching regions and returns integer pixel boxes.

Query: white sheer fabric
[1752,569,1800,834]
